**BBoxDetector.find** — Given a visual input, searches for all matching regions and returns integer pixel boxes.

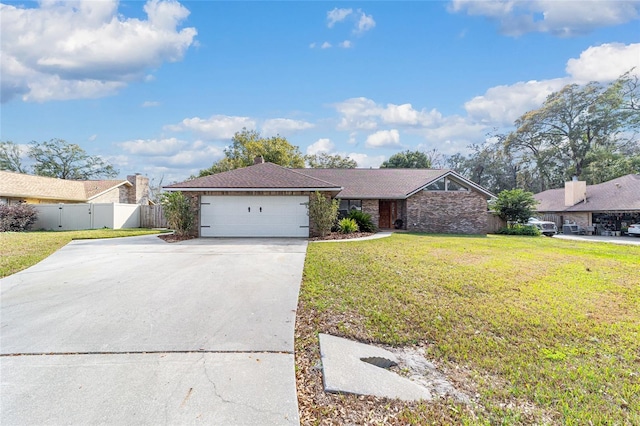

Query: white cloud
[566,43,640,84]
[345,152,386,168]
[88,134,98,142]
[464,42,640,125]
[321,41,332,49]
[119,137,188,156]
[166,115,256,140]
[142,101,161,107]
[464,78,567,125]
[354,10,376,34]
[327,8,353,28]
[309,42,316,49]
[335,97,442,130]
[262,118,314,136]
[365,129,401,149]
[449,0,640,37]
[339,40,353,49]
[306,138,335,155]
[0,0,197,102]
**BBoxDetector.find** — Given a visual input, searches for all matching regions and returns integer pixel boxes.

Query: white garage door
[200,195,309,237]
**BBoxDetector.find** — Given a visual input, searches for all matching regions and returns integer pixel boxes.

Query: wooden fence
[486,213,506,234]
[140,205,168,228]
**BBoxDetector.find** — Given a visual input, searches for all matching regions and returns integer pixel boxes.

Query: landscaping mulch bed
[309,232,375,241]
[157,233,196,243]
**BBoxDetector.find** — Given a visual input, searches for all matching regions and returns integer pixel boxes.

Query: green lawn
[298,234,640,424]
[0,229,165,278]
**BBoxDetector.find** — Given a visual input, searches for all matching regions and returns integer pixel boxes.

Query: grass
[0,229,165,278]
[299,233,640,424]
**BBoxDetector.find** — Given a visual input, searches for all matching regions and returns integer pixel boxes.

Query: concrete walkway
[1,234,306,425]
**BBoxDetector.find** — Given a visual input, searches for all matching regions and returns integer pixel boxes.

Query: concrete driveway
[1,235,307,425]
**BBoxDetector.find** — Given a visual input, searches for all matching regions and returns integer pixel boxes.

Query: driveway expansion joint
[1,350,294,357]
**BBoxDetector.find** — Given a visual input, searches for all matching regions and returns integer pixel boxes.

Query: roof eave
[164,187,344,192]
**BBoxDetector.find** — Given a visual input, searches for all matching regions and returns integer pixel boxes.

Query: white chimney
[565,178,586,207]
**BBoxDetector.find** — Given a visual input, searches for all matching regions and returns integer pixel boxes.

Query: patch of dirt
[295,300,482,425]
[309,232,375,241]
[157,233,196,243]
[295,300,559,424]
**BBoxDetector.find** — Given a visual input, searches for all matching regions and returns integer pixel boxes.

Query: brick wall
[361,199,379,229]
[562,212,590,228]
[406,191,488,234]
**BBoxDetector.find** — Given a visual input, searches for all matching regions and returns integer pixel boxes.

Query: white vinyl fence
[33,203,141,231]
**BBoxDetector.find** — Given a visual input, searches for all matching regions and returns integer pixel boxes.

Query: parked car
[628,224,640,237]
[527,217,558,236]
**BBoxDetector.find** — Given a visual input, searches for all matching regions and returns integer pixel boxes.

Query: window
[338,199,362,218]
[425,177,469,192]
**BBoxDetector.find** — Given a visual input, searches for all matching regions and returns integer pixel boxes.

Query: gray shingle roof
[296,168,450,199]
[166,163,495,199]
[535,174,640,212]
[165,162,342,190]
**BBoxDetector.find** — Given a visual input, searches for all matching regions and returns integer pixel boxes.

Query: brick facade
[181,189,489,237]
[562,212,590,228]
[361,199,379,229]
[406,190,488,234]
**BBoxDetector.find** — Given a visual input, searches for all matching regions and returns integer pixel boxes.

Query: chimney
[127,174,150,205]
[254,156,265,165]
[564,178,586,207]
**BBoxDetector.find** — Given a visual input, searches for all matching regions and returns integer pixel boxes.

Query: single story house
[534,174,640,234]
[0,171,151,205]
[164,160,495,237]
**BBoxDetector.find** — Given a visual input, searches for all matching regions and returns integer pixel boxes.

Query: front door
[379,200,395,229]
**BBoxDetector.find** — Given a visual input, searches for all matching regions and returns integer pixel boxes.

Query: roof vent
[254,156,265,165]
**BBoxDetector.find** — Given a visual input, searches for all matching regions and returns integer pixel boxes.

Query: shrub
[308,191,339,237]
[160,191,195,237]
[347,210,376,233]
[490,189,538,226]
[0,204,38,232]
[496,225,541,236]
[338,218,359,234]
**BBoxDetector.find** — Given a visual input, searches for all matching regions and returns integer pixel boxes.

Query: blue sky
[1,0,639,183]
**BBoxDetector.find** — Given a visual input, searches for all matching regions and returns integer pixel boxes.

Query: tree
[28,139,117,179]
[160,191,195,237]
[490,189,538,225]
[506,73,639,185]
[307,191,338,237]
[447,138,521,194]
[305,152,357,168]
[381,150,432,168]
[0,141,28,173]
[198,129,304,177]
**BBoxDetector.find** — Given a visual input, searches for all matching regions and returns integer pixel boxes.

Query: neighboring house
[534,174,640,234]
[0,171,151,205]
[164,160,495,237]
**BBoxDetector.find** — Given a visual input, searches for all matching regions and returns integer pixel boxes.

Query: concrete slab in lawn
[319,333,432,401]
[1,235,306,425]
